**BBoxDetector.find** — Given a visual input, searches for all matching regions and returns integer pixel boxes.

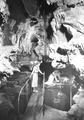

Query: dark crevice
[31,36,39,43]
[46,14,54,41]
[57,47,68,55]
[0,12,4,26]
[37,0,58,16]
[46,25,53,40]
[67,4,75,8]
[60,24,73,42]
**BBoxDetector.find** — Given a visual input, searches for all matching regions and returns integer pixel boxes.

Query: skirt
[32,72,38,88]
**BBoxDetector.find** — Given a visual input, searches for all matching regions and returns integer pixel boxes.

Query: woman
[31,61,43,92]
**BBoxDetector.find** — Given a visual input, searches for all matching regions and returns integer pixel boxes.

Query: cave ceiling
[6,0,84,22]
[6,0,42,21]
[6,0,29,22]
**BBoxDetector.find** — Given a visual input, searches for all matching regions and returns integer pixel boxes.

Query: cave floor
[21,87,71,120]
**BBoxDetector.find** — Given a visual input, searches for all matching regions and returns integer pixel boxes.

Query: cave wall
[6,0,29,22]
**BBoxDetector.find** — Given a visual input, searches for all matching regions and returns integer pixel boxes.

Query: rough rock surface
[1,0,84,120]
[23,91,70,120]
[46,0,84,5]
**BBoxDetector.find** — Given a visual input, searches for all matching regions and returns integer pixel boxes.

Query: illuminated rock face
[48,5,84,75]
[73,87,84,109]
[64,0,84,5]
[46,0,84,5]
[68,87,84,120]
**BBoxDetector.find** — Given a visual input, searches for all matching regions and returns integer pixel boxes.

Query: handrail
[18,74,31,114]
